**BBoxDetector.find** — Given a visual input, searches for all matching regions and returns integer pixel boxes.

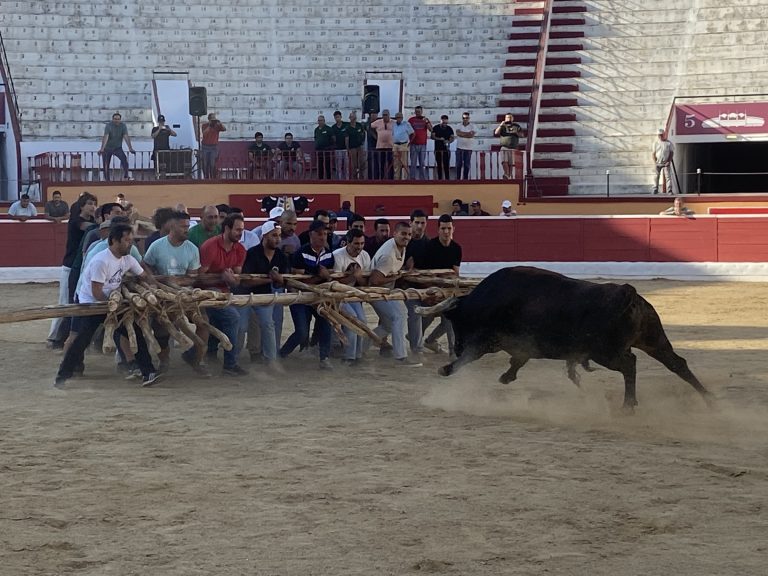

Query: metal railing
[0,30,22,136]
[28,148,525,184]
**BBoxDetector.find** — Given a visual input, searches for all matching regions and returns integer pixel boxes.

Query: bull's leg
[581,359,596,372]
[438,346,484,377]
[499,354,529,384]
[593,350,638,411]
[565,360,582,388]
[642,341,712,403]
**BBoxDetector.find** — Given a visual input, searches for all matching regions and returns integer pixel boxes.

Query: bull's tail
[632,295,711,402]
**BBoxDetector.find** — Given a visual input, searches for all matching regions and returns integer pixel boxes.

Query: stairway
[499,0,586,196]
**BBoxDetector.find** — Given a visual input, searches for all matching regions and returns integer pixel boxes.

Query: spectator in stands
[201,112,226,179]
[659,196,695,218]
[199,213,248,376]
[500,199,517,217]
[392,112,414,180]
[333,228,370,366]
[347,112,367,180]
[48,192,97,349]
[248,131,272,179]
[365,111,379,179]
[653,128,675,194]
[371,110,394,180]
[298,210,331,246]
[44,190,69,222]
[143,211,209,377]
[469,200,490,216]
[432,115,455,180]
[369,221,422,367]
[54,223,160,389]
[337,200,354,220]
[365,218,391,258]
[455,112,477,180]
[422,214,462,356]
[188,205,221,247]
[8,194,38,221]
[408,106,432,180]
[236,221,288,372]
[99,112,135,182]
[451,198,468,216]
[280,220,335,370]
[151,114,177,167]
[276,132,303,179]
[314,115,334,180]
[331,110,349,180]
[495,113,522,180]
[348,213,366,232]
[144,207,176,251]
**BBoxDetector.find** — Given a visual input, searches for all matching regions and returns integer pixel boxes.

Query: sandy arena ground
[1,280,768,575]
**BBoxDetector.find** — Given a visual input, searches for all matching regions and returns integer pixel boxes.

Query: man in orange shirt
[200,112,226,179]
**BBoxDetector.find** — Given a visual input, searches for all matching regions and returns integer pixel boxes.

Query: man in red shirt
[200,112,226,179]
[200,213,248,376]
[408,105,432,180]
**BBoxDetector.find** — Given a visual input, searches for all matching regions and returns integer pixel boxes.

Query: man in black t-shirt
[331,110,349,180]
[248,131,273,179]
[277,132,303,179]
[234,221,288,367]
[48,192,98,348]
[494,113,522,180]
[150,115,177,166]
[422,214,462,356]
[432,115,455,180]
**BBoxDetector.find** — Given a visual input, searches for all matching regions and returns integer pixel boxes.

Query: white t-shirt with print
[78,248,143,304]
[332,246,371,274]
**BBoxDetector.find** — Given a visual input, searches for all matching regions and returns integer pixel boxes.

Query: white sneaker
[395,357,423,368]
[319,358,334,370]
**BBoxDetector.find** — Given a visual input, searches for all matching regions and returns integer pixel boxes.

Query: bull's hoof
[621,401,638,415]
[438,365,452,377]
[498,373,514,385]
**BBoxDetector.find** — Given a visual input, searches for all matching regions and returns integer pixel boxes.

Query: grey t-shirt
[104,122,128,149]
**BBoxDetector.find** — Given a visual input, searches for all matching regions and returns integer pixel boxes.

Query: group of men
[49,194,464,388]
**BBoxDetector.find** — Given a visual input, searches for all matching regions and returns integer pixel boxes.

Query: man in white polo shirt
[369,221,422,367]
[8,194,38,221]
[333,228,371,365]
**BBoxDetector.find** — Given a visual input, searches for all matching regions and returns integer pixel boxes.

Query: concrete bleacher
[0,0,514,150]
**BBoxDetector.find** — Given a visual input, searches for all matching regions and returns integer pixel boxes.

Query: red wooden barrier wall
[3,217,768,267]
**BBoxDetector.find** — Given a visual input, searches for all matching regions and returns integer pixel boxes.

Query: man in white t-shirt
[55,223,161,389]
[369,221,422,367]
[454,112,477,180]
[332,228,371,365]
[652,128,675,194]
[8,194,38,221]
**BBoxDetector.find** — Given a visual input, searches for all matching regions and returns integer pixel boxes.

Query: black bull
[418,267,711,409]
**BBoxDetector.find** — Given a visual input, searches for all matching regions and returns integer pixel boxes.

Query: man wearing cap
[652,128,675,194]
[298,209,332,247]
[469,200,490,216]
[235,221,289,370]
[369,221,422,367]
[333,228,370,366]
[151,115,177,168]
[371,110,394,180]
[499,200,517,217]
[391,112,415,180]
[280,219,335,369]
[254,206,285,244]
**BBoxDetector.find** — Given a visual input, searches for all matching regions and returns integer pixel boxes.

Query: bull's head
[258,195,279,213]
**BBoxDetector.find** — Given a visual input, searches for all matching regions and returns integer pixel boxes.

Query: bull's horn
[415,297,459,316]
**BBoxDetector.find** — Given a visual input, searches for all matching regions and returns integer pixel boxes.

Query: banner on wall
[675,102,768,135]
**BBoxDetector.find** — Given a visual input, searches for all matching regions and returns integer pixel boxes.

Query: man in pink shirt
[370,109,394,179]
[408,106,432,180]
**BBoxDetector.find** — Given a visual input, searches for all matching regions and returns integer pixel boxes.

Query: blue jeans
[280,304,331,360]
[273,287,285,348]
[406,299,424,353]
[340,302,366,360]
[206,306,241,369]
[371,300,408,360]
[455,148,472,180]
[103,147,129,180]
[238,304,277,361]
[409,144,427,180]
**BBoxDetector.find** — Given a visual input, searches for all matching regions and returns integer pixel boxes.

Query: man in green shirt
[314,115,334,180]
[188,205,221,247]
[331,110,349,180]
[99,112,135,181]
[347,111,367,180]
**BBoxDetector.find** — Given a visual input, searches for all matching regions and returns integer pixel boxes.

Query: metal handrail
[0,30,22,136]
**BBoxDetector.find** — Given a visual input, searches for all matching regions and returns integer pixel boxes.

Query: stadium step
[509,32,541,40]
[550,30,585,39]
[541,98,579,107]
[528,177,571,196]
[545,70,581,79]
[501,85,533,94]
[515,7,545,15]
[499,99,532,108]
[513,20,542,28]
[503,71,535,80]
[508,45,541,53]
[538,113,577,122]
[545,56,582,65]
[532,159,572,169]
[552,5,587,13]
[537,128,576,137]
[551,17,586,26]
[548,43,584,52]
[543,84,579,92]
[505,58,537,67]
[534,143,573,153]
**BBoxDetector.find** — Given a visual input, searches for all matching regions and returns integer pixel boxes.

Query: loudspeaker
[362,85,380,114]
[189,86,208,117]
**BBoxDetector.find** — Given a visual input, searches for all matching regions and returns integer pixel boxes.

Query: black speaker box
[189,86,208,116]
[363,85,380,114]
